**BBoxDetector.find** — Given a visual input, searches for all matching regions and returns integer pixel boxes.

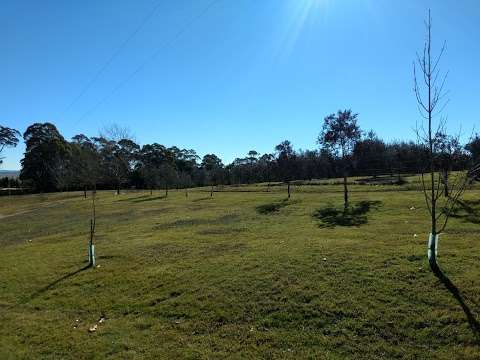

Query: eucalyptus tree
[20,123,71,192]
[201,154,224,196]
[71,134,101,198]
[318,110,362,210]
[92,137,125,195]
[247,150,259,184]
[175,149,199,195]
[259,153,275,191]
[92,137,139,195]
[160,162,178,197]
[0,125,20,166]
[137,143,168,193]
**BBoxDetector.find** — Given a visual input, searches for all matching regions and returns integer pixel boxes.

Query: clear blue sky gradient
[2,0,479,170]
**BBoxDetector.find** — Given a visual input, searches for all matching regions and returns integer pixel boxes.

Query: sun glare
[276,0,330,60]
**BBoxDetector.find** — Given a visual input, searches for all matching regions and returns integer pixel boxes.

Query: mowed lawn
[1,181,480,359]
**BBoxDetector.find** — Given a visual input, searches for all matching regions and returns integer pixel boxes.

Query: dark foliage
[449,199,480,224]
[256,199,292,214]
[0,125,21,165]
[313,201,382,228]
[7,121,475,193]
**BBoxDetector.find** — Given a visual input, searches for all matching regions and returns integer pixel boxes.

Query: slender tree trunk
[287,182,291,199]
[165,185,168,197]
[150,187,153,196]
[84,185,87,199]
[88,188,97,268]
[427,20,438,274]
[211,185,214,197]
[185,189,188,198]
[116,183,120,195]
[89,219,95,267]
[343,173,349,211]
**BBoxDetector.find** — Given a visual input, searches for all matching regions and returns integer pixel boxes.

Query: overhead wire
[59,0,164,120]
[72,0,223,127]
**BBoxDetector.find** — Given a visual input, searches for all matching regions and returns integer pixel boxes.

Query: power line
[59,0,163,120]
[73,0,222,127]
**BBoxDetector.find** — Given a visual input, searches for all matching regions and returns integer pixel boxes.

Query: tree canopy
[0,125,21,165]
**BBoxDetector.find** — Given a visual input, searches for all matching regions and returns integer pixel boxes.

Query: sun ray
[275,0,331,62]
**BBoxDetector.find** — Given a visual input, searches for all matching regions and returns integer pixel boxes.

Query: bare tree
[88,187,97,268]
[100,123,134,143]
[413,10,479,273]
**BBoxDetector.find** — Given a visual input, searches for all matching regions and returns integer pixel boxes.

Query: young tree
[318,110,362,210]
[275,141,296,198]
[0,125,21,166]
[88,187,97,267]
[413,11,478,273]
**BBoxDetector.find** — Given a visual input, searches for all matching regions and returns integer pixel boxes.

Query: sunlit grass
[1,181,480,358]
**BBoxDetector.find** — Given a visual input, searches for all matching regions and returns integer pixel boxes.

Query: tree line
[1,119,478,194]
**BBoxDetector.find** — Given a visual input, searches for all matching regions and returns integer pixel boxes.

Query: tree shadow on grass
[131,195,167,203]
[192,197,213,203]
[117,195,151,202]
[313,200,382,228]
[19,264,91,306]
[450,199,480,224]
[256,198,298,215]
[434,267,480,340]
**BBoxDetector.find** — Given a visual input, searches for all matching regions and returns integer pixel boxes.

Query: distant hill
[0,170,20,178]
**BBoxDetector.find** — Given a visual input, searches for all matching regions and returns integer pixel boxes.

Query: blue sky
[1,0,479,170]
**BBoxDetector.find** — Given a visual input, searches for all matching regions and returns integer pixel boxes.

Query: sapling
[413,10,478,273]
[88,187,97,267]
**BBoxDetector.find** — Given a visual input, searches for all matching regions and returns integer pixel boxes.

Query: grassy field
[1,177,480,359]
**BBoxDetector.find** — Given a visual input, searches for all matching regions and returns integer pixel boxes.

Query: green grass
[1,180,480,359]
